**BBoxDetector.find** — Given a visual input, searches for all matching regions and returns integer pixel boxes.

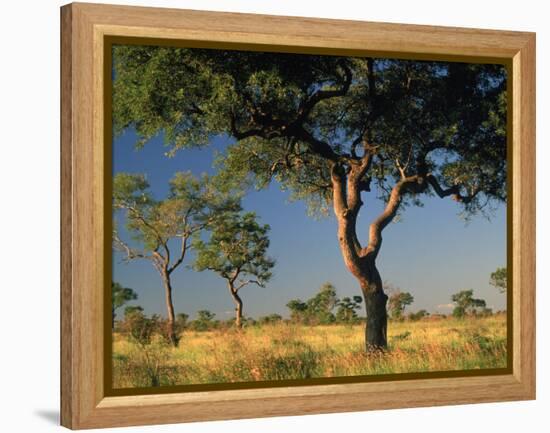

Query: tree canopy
[113,46,507,219]
[113,171,240,264]
[111,281,138,327]
[194,211,275,328]
[490,267,507,294]
[193,211,274,289]
[388,291,414,320]
[335,295,363,323]
[451,289,487,318]
[286,282,342,325]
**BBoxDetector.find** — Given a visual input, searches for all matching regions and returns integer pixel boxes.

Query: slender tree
[113,171,239,346]
[111,281,138,329]
[490,267,507,294]
[113,47,507,350]
[194,212,275,328]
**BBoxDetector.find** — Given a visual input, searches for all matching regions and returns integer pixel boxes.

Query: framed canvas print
[60,2,536,429]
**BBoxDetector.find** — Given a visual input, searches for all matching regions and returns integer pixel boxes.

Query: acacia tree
[190,310,217,331]
[490,267,507,294]
[286,283,342,324]
[451,289,487,318]
[305,282,339,325]
[113,171,239,346]
[111,281,138,329]
[113,47,507,350]
[286,299,308,323]
[388,292,414,320]
[193,211,274,328]
[336,296,363,323]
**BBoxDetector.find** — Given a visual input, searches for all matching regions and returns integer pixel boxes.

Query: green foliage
[490,267,507,294]
[286,299,309,323]
[114,340,176,388]
[115,310,176,387]
[175,313,189,333]
[190,310,217,331]
[452,290,487,318]
[111,281,138,323]
[113,47,507,218]
[113,171,240,255]
[388,291,414,320]
[258,314,283,325]
[305,283,338,324]
[124,305,144,317]
[408,310,429,321]
[287,282,355,325]
[121,308,159,346]
[194,211,275,288]
[335,296,363,323]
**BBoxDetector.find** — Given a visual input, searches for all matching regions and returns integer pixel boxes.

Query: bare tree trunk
[161,272,179,347]
[229,284,244,329]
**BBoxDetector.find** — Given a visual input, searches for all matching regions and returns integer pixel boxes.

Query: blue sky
[112,129,507,320]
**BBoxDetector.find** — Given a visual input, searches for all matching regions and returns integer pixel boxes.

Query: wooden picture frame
[60,2,536,429]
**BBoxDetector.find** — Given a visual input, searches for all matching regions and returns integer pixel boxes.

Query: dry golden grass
[112,314,507,388]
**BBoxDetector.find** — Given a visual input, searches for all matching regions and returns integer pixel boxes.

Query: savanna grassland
[112,314,507,388]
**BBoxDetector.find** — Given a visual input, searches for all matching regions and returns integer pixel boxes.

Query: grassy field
[112,314,507,388]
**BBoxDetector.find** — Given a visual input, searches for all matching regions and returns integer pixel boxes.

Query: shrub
[189,310,217,331]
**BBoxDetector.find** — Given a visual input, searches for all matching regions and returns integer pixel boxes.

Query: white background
[0,0,547,431]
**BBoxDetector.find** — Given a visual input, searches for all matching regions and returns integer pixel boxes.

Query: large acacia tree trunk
[363,290,388,349]
[360,261,388,350]
[161,272,179,347]
[331,158,411,352]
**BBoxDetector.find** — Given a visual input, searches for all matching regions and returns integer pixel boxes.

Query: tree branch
[167,235,189,275]
[331,163,348,217]
[112,230,148,262]
[228,65,354,165]
[295,63,353,125]
[234,279,263,292]
[229,112,265,140]
[116,202,167,253]
[363,175,422,259]
[426,174,479,204]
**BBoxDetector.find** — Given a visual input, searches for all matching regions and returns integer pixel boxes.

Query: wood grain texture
[512,34,536,395]
[60,2,536,429]
[60,4,73,429]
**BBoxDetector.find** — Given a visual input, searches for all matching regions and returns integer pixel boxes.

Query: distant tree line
[113,267,505,341]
